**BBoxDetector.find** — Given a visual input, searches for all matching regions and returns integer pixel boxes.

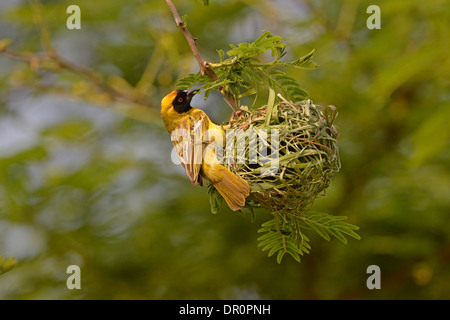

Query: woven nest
[225,98,340,216]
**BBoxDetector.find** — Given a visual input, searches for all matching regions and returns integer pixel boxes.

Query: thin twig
[0,0,163,124]
[165,0,237,109]
[164,0,217,81]
[1,48,37,62]
[2,47,125,101]
[53,53,124,100]
[29,0,54,54]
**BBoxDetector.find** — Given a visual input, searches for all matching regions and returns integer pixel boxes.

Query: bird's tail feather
[212,168,250,211]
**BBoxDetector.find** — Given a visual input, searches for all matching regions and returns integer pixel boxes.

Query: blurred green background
[0,0,449,299]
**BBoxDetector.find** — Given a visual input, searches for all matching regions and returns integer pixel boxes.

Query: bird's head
[161,89,199,114]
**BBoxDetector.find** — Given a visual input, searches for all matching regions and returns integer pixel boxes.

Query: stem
[164,0,217,81]
[1,48,36,61]
[29,0,54,54]
[164,0,237,109]
[1,47,161,124]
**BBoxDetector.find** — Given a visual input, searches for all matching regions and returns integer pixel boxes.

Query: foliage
[257,213,360,263]
[257,218,311,264]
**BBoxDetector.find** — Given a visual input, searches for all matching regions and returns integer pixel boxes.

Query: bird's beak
[186,89,200,101]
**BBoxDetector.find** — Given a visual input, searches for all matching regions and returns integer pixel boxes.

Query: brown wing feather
[170,110,210,186]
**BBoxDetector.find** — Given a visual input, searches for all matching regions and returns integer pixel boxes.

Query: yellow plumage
[161,90,250,211]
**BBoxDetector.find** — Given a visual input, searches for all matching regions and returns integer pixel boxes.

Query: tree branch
[164,0,238,109]
[164,0,218,81]
[0,1,164,124]
[0,47,162,125]
[3,47,122,100]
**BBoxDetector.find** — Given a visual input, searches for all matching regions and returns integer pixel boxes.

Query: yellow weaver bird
[161,89,250,211]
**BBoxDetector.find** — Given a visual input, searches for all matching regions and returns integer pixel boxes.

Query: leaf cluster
[177,31,318,106]
[257,218,310,264]
[209,182,360,264]
[258,213,360,263]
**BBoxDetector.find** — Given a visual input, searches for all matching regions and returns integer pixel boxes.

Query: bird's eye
[178,97,184,102]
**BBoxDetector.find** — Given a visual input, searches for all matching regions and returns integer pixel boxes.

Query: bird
[161,89,250,211]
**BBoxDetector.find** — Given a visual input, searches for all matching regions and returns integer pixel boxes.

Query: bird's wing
[170,111,209,186]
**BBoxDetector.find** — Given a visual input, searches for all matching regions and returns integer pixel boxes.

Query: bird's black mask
[172,89,198,113]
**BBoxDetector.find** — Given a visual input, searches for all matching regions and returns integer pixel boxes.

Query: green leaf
[257,217,310,264]
[266,70,309,101]
[207,184,223,214]
[226,30,285,60]
[285,49,319,69]
[217,49,225,63]
[265,88,276,126]
[285,248,301,262]
[176,31,315,107]
[301,212,361,244]
[268,241,285,257]
[181,14,188,26]
[308,220,331,241]
[328,228,347,244]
